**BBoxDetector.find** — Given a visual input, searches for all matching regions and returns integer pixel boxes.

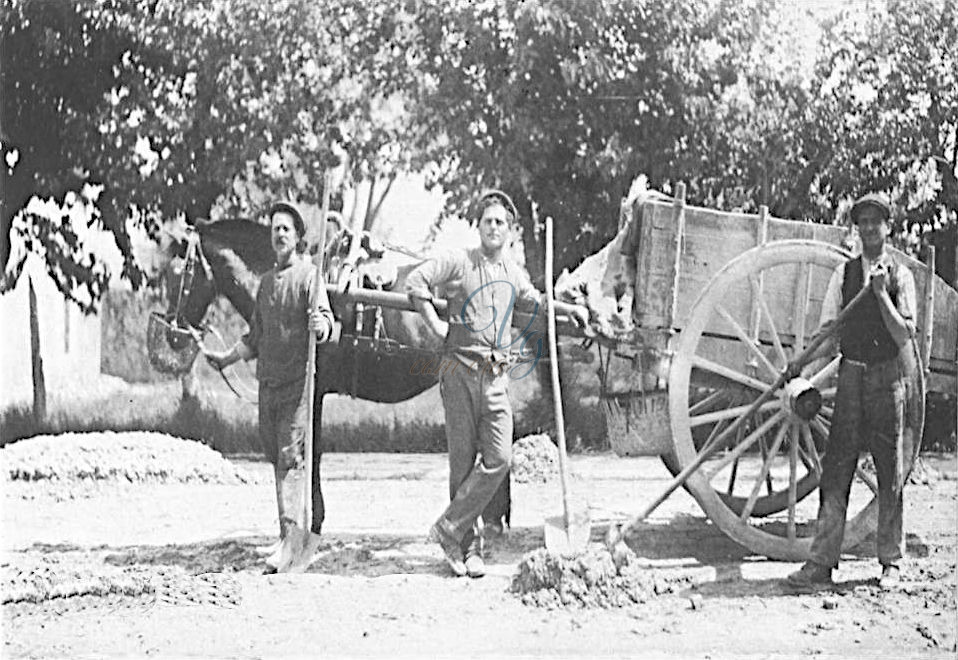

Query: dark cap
[849,193,891,224]
[268,201,307,237]
[477,189,519,225]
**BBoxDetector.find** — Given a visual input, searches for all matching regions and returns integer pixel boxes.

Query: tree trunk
[28,275,47,423]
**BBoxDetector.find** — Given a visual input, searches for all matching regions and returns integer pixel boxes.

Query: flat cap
[849,193,891,223]
[268,201,307,237]
[478,189,519,225]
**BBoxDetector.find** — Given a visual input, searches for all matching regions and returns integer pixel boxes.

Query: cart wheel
[668,240,922,560]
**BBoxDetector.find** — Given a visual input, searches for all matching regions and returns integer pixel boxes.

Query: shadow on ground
[23,517,929,588]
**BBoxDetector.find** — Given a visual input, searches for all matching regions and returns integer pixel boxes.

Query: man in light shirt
[786,193,918,590]
[406,190,589,578]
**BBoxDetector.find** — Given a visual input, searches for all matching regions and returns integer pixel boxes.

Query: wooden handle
[609,283,873,547]
[545,217,573,530]
[303,170,334,531]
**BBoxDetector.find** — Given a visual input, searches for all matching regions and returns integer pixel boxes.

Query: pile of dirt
[2,554,242,607]
[512,434,559,483]
[2,554,157,604]
[511,545,688,608]
[2,431,251,485]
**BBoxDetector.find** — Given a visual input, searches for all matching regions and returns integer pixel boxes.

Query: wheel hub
[781,377,822,421]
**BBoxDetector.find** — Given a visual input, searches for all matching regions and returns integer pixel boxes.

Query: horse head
[164,219,273,334]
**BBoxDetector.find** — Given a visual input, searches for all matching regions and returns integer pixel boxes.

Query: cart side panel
[633,200,851,350]
[889,249,958,389]
[632,202,682,330]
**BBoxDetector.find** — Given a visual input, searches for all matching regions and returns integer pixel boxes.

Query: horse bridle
[171,227,257,403]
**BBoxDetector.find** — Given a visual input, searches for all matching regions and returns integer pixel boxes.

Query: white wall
[0,255,102,408]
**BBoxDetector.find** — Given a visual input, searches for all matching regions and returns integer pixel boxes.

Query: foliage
[801,0,958,251]
[1,0,420,308]
[2,0,956,307]
[406,0,816,274]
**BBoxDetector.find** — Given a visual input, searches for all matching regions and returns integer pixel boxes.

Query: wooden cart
[600,183,958,560]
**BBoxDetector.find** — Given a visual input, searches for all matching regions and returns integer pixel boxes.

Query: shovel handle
[545,217,573,531]
[607,281,872,548]
[303,170,334,532]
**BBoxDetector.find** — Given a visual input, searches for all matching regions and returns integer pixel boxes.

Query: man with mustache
[204,201,334,572]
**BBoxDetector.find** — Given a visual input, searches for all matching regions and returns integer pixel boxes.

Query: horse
[162,217,512,548]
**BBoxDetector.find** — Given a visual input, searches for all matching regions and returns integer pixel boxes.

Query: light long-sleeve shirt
[405,248,542,368]
[243,255,334,386]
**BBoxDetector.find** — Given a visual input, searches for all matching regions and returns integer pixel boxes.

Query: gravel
[1,431,251,485]
[512,434,559,484]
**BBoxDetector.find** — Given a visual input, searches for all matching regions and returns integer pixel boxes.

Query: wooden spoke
[740,421,790,521]
[855,464,879,495]
[758,435,774,494]
[690,399,780,428]
[819,388,837,401]
[701,415,734,451]
[689,389,727,416]
[692,355,771,392]
[787,421,799,541]
[796,441,815,473]
[726,455,740,496]
[812,416,830,438]
[715,304,780,380]
[800,423,822,478]
[809,356,842,387]
[706,409,789,479]
[749,274,788,366]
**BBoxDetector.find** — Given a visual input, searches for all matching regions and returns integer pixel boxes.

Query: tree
[2,0,423,309]
[799,0,957,252]
[402,0,814,277]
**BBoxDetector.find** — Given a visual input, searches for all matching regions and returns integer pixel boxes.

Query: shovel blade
[543,507,592,556]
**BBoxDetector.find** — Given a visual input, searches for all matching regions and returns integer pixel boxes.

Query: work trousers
[259,377,324,535]
[809,352,916,568]
[435,361,513,554]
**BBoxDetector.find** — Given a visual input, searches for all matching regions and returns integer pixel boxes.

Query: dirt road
[3,450,956,658]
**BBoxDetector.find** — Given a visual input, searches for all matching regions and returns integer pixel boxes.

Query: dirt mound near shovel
[2,553,241,607]
[511,545,689,608]
[2,431,251,485]
[512,434,559,483]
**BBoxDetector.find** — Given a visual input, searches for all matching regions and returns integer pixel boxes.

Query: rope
[204,325,258,404]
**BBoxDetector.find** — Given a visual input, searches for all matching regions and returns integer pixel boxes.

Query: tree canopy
[2,0,955,310]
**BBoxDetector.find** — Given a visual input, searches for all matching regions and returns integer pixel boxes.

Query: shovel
[542,216,592,555]
[277,172,333,573]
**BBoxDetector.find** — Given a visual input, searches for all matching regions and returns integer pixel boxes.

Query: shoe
[464,553,486,579]
[265,531,300,571]
[285,531,323,574]
[429,523,467,577]
[878,564,901,590]
[786,561,834,588]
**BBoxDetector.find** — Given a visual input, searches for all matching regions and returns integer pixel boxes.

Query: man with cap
[786,192,918,590]
[405,190,589,578]
[203,201,334,572]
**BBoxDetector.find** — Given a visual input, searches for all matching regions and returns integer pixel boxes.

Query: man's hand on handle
[308,309,332,341]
